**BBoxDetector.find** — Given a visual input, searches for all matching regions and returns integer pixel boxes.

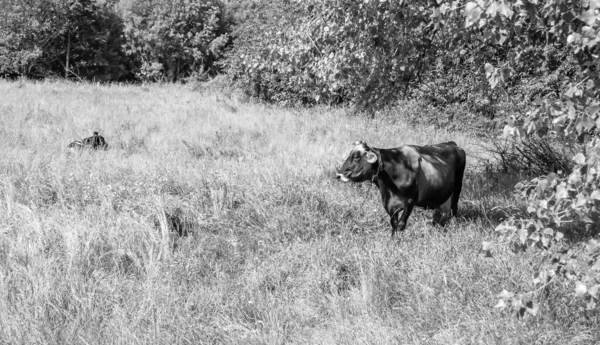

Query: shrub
[484,135,577,176]
[456,0,600,312]
[227,0,436,109]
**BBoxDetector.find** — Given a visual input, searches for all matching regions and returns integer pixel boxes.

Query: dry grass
[0,80,598,344]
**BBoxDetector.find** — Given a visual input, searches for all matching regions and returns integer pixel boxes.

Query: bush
[227,0,436,109]
[484,135,577,177]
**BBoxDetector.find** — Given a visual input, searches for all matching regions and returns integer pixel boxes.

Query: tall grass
[0,80,597,344]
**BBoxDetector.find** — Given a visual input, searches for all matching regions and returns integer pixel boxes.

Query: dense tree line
[0,0,231,81]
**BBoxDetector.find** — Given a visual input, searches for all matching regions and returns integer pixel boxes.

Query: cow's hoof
[397,222,407,232]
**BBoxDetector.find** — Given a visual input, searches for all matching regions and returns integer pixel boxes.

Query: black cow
[336,141,466,236]
[68,132,109,151]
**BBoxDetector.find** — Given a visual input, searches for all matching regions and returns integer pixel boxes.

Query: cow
[336,141,466,236]
[68,132,109,151]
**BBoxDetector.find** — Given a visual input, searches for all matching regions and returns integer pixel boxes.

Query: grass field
[0,80,598,344]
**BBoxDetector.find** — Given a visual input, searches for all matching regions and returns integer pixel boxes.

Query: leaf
[465,2,482,28]
[573,153,586,165]
[587,240,599,255]
[579,10,598,26]
[591,190,600,200]
[562,11,575,23]
[537,178,548,192]
[486,1,499,17]
[498,2,514,18]
[489,72,501,89]
[495,223,516,235]
[541,236,550,247]
[567,33,582,44]
[575,281,588,296]
[568,169,581,185]
[582,26,597,39]
[575,193,588,207]
[593,257,600,271]
[552,115,567,128]
[542,228,554,235]
[588,105,600,117]
[484,63,494,77]
[503,124,525,139]
[555,185,568,200]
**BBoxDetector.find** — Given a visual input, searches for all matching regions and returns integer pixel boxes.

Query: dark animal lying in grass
[68,132,109,151]
[336,141,466,236]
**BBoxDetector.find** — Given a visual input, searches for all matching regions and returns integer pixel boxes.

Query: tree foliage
[121,0,231,82]
[229,0,438,108]
[452,0,600,311]
[229,0,580,125]
[0,0,131,80]
[0,0,232,81]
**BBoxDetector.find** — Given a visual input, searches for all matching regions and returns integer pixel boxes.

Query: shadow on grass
[457,168,528,228]
[459,166,600,244]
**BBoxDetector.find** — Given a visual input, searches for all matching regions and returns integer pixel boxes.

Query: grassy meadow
[0,80,598,344]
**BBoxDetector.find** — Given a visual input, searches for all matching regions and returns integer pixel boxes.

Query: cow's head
[336,141,379,182]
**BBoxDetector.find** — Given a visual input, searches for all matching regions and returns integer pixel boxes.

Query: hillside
[0,80,598,344]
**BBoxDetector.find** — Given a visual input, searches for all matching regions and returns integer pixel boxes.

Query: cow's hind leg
[433,195,452,226]
[451,170,465,217]
[452,150,466,217]
[390,209,402,237]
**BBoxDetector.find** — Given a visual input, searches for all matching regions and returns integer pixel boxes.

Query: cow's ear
[366,151,378,164]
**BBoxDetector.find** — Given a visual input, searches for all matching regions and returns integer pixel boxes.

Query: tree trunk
[65,31,71,79]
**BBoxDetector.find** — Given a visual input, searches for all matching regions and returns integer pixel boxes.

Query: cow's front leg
[390,199,415,237]
[390,208,402,237]
[396,200,415,234]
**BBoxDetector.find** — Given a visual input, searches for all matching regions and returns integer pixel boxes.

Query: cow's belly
[416,190,453,208]
[415,161,455,207]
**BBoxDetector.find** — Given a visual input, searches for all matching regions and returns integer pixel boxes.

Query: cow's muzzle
[336,172,350,182]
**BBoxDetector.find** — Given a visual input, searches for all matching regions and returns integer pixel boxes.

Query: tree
[0,0,69,77]
[230,0,437,109]
[121,0,231,82]
[452,0,600,311]
[0,0,132,81]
